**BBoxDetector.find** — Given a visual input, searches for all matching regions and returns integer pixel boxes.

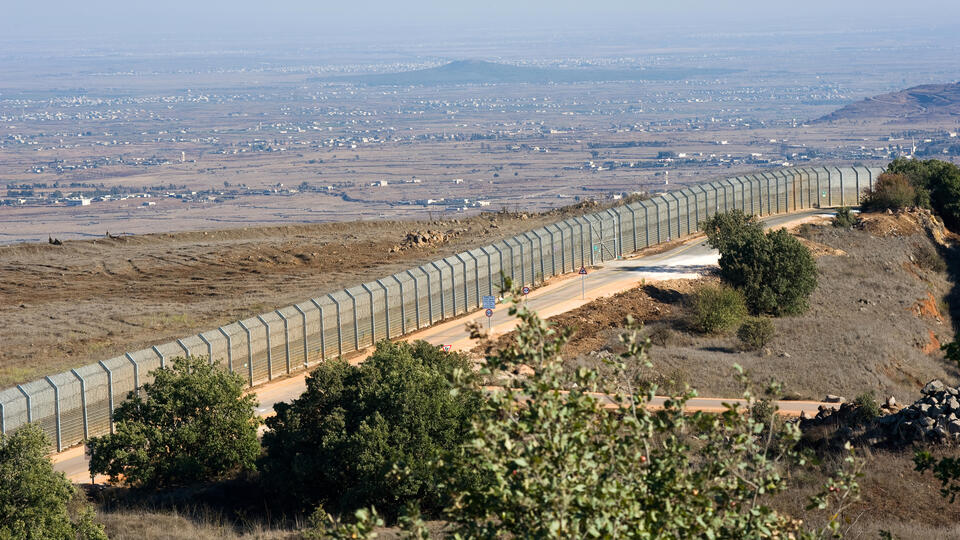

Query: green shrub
[832,207,858,228]
[690,283,747,334]
[914,243,947,273]
[737,317,776,350]
[886,157,960,228]
[862,173,916,210]
[705,213,818,316]
[87,356,261,489]
[852,391,881,426]
[259,340,481,518]
[1,424,106,539]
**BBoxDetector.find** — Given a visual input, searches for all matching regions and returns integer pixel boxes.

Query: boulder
[824,394,846,403]
[923,380,945,395]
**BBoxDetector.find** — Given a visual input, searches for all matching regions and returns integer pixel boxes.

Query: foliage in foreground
[690,283,748,334]
[408,291,860,539]
[87,356,261,489]
[702,211,818,316]
[0,424,106,540]
[260,340,481,518]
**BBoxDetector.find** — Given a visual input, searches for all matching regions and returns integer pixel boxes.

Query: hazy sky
[5,0,960,43]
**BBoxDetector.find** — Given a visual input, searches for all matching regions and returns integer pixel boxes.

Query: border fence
[0,165,882,451]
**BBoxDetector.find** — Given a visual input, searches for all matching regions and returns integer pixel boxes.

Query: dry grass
[97,509,300,540]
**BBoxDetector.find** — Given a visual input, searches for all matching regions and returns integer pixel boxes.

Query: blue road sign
[481,295,496,309]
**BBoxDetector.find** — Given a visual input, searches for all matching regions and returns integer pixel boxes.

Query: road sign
[578,266,588,275]
[485,308,494,318]
[579,266,587,299]
[481,295,496,309]
[521,286,530,295]
[442,345,452,352]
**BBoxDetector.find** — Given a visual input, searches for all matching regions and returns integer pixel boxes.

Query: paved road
[53,208,838,483]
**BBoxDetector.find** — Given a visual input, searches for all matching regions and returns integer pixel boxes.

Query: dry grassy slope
[0,201,605,387]
[533,211,958,404]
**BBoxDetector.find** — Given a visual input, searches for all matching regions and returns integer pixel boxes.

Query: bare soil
[0,201,604,387]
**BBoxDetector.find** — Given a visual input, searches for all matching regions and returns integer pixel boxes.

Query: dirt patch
[795,236,846,258]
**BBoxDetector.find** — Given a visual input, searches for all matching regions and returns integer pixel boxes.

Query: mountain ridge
[815,81,960,123]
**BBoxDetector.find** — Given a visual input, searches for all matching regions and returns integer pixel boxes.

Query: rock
[923,380,945,395]
[824,394,846,403]
[886,208,894,214]
[948,421,960,435]
[922,417,936,428]
[886,396,897,408]
[515,364,535,377]
[919,403,932,414]
[950,388,959,396]
[780,351,792,358]
[949,397,960,411]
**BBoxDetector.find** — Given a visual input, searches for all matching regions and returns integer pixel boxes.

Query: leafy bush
[1,424,106,539]
[886,157,960,228]
[862,173,916,210]
[832,206,858,228]
[852,391,881,426]
[913,243,947,273]
[701,209,761,253]
[87,356,261,489]
[737,317,776,350]
[259,340,481,518]
[704,212,818,316]
[689,283,747,334]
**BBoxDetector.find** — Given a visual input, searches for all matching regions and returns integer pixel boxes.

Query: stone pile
[876,379,960,445]
[390,229,464,253]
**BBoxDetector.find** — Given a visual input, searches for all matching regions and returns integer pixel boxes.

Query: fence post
[327,294,344,357]
[563,221,576,270]
[376,279,391,339]
[16,385,31,424]
[217,327,234,373]
[98,361,114,434]
[296,303,313,366]
[479,247,495,295]
[152,345,166,368]
[429,263,446,319]
[442,259,459,315]
[125,353,140,396]
[464,252,481,307]
[275,310,291,375]
[236,320,255,386]
[198,333,213,365]
[70,369,88,441]
[405,270,422,329]
[360,283,376,345]
[421,267,435,324]
[343,289,360,351]
[255,315,273,380]
[391,275,406,335]
[44,376,62,452]
[542,227,557,276]
[490,244,505,290]
[0,400,4,435]
[175,339,189,358]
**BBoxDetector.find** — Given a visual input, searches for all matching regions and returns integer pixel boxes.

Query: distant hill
[815,82,960,123]
[313,60,739,86]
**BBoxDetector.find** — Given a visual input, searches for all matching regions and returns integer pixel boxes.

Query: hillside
[316,59,739,86]
[815,81,960,123]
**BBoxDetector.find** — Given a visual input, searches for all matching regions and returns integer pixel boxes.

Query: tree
[0,424,106,540]
[87,356,261,489]
[259,340,481,518]
[690,283,748,334]
[861,173,916,210]
[886,158,960,228]
[431,293,861,538]
[703,213,818,316]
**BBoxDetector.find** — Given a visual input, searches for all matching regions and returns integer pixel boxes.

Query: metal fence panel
[75,363,109,439]
[239,316,270,385]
